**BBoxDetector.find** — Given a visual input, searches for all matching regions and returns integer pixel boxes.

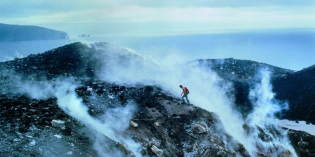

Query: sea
[1,29,314,71]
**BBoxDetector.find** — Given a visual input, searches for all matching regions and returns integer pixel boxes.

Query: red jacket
[182,87,189,94]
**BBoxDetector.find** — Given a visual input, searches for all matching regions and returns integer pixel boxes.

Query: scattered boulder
[151,145,163,157]
[154,122,160,127]
[54,134,62,139]
[130,121,138,128]
[193,123,207,134]
[29,139,36,146]
[51,119,66,128]
[87,87,93,92]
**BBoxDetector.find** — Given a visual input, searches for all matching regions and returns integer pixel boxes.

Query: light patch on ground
[278,119,315,136]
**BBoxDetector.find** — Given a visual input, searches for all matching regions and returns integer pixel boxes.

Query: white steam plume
[92,44,298,156]
[94,46,256,154]
[52,81,142,156]
[246,69,297,156]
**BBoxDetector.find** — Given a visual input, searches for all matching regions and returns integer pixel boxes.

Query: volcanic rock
[154,122,160,127]
[151,145,163,157]
[192,123,207,134]
[51,119,66,128]
[287,129,315,156]
[130,120,138,128]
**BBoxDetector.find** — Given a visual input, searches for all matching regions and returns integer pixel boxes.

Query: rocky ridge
[195,58,293,82]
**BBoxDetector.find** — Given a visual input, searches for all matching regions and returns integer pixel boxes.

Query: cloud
[1,0,314,36]
[3,5,315,37]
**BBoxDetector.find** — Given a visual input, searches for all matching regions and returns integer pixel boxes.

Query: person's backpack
[185,87,189,94]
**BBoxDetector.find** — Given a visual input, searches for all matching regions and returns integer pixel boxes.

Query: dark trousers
[182,93,190,104]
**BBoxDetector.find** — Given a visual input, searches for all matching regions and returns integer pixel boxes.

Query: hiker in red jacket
[179,85,190,104]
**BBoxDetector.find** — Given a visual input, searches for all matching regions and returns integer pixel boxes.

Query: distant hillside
[272,65,315,124]
[0,23,68,42]
[195,58,293,82]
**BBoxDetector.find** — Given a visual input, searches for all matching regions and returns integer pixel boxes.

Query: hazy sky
[1,0,315,37]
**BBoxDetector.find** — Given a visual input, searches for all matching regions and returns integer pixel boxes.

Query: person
[179,85,190,104]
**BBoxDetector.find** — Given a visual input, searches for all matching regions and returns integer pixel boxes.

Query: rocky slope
[0,42,247,156]
[0,42,315,156]
[0,23,68,42]
[0,80,253,156]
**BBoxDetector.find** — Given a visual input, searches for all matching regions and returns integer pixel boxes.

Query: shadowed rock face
[287,129,315,157]
[0,42,314,156]
[272,66,315,124]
